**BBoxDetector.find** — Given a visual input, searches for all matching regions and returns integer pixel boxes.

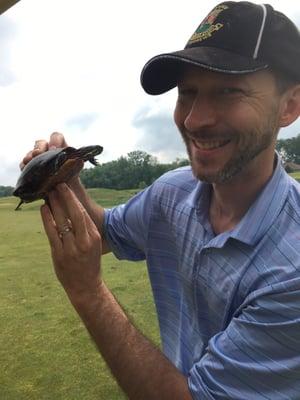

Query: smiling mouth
[192,138,231,150]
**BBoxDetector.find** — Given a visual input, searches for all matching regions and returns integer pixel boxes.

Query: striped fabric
[104,157,300,399]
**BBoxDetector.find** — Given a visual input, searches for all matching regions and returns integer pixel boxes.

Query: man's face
[174,67,282,184]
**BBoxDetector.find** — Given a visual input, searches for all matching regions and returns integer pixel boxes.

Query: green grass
[289,171,300,181]
[0,191,160,400]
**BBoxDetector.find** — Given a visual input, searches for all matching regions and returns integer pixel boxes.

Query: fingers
[20,139,48,170]
[32,139,49,157]
[34,139,48,152]
[54,184,100,244]
[40,204,62,251]
[41,189,102,295]
[47,191,76,247]
[55,184,89,240]
[49,132,68,149]
[19,151,32,170]
[20,132,68,170]
[44,184,100,251]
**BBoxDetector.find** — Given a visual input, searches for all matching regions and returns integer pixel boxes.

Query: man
[22,2,300,399]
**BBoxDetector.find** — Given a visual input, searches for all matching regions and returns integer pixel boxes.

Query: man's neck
[209,152,277,235]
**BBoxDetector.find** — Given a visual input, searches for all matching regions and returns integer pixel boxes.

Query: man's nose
[184,96,217,132]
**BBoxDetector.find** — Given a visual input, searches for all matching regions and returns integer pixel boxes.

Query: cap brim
[0,0,20,15]
[141,47,268,95]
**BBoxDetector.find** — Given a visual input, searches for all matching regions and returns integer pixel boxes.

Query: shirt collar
[218,154,291,247]
[186,154,291,248]
[186,179,213,233]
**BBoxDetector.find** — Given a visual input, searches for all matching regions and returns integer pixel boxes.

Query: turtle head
[13,185,39,210]
[66,145,103,166]
[13,185,35,201]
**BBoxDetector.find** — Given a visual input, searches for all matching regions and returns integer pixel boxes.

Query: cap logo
[188,4,229,45]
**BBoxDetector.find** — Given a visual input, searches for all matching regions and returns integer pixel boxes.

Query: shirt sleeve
[103,185,154,261]
[188,279,300,399]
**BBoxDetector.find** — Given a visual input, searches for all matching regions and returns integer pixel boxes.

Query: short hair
[271,69,299,94]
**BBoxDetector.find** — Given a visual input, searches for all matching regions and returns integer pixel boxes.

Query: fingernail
[49,145,57,150]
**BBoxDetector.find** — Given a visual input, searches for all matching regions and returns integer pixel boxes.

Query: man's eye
[220,87,244,95]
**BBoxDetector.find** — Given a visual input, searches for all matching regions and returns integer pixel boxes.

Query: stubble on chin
[184,119,279,184]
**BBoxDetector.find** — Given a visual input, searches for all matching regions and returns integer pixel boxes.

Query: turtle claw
[15,200,24,211]
[89,158,99,166]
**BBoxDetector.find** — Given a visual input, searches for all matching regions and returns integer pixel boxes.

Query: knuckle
[25,150,33,160]
[50,132,67,147]
[32,148,42,156]
[77,240,91,254]
[33,140,48,152]
[34,139,45,146]
[21,152,33,168]
[66,247,77,259]
[91,228,101,241]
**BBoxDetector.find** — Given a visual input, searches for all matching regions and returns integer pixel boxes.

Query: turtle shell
[13,145,103,210]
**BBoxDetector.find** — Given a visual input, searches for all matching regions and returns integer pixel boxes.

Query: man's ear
[279,85,300,127]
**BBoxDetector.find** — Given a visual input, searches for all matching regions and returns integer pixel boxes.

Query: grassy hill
[0,190,159,400]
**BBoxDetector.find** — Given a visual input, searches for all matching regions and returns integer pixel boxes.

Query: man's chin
[190,159,220,183]
[191,167,220,184]
[191,163,240,184]
[194,172,222,184]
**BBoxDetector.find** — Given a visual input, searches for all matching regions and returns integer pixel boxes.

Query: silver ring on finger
[58,222,73,239]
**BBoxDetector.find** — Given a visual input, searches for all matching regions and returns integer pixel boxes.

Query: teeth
[193,139,229,150]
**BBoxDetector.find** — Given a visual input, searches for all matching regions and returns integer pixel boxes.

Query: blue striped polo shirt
[104,156,300,399]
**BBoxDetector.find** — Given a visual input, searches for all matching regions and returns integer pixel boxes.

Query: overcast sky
[0,0,299,186]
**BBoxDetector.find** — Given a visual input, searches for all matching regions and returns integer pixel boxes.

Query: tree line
[80,150,189,190]
[0,186,14,197]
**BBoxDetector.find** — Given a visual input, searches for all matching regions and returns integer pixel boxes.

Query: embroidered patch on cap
[188,4,229,45]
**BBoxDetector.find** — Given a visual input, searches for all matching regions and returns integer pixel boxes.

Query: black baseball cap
[141,1,300,95]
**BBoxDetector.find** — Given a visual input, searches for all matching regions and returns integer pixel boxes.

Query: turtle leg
[15,199,24,211]
[88,157,99,166]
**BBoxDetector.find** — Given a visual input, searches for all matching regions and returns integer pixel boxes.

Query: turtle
[13,145,103,210]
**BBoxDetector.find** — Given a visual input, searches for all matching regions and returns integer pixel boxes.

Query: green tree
[80,150,190,190]
[276,135,300,163]
[0,186,14,197]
